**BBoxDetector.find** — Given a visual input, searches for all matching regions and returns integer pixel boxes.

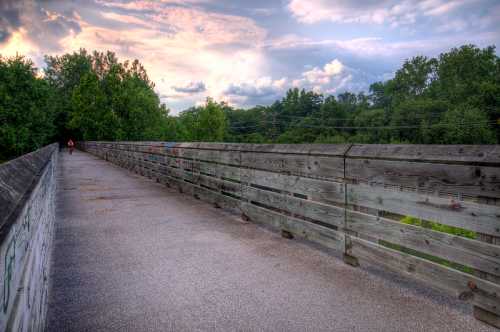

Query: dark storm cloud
[224,81,286,107]
[0,0,23,43]
[225,83,277,98]
[172,81,206,94]
[0,0,81,49]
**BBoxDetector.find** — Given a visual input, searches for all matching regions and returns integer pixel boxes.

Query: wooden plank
[240,203,345,251]
[165,148,240,165]
[347,144,500,164]
[196,161,241,181]
[346,158,500,199]
[162,143,351,156]
[474,233,500,284]
[241,168,345,204]
[197,174,241,195]
[241,152,344,180]
[156,172,195,195]
[194,149,240,165]
[349,237,500,316]
[242,143,351,156]
[192,186,240,210]
[157,164,191,181]
[346,183,500,236]
[242,185,344,228]
[346,210,500,276]
[163,157,233,179]
[474,305,500,328]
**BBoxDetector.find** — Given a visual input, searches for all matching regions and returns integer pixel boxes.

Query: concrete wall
[0,144,58,332]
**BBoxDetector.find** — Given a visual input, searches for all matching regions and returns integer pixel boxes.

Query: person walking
[67,139,75,155]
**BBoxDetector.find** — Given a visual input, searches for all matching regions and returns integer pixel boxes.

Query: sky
[0,0,499,114]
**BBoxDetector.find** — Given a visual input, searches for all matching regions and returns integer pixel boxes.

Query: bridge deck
[47,150,494,331]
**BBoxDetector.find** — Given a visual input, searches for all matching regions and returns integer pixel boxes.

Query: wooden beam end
[474,306,500,329]
[343,254,360,267]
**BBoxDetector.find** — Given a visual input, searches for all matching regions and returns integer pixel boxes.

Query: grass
[379,215,476,275]
[400,216,476,239]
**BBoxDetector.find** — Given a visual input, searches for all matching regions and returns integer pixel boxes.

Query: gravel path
[46,150,495,331]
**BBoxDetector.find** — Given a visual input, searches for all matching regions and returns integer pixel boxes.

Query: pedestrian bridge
[1,142,499,331]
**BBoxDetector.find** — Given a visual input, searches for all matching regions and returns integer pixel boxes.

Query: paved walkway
[46,150,495,331]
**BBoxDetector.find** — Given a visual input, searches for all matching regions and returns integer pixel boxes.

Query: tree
[69,72,118,140]
[392,56,437,100]
[2,44,499,160]
[440,106,496,144]
[177,99,227,142]
[0,55,56,161]
[45,49,172,141]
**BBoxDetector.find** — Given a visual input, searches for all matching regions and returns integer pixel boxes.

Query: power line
[227,112,446,126]
[228,120,497,131]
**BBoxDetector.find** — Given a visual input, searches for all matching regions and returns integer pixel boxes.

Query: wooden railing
[79,141,500,328]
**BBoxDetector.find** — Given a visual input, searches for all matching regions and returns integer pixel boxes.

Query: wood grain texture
[242,185,344,228]
[241,168,345,204]
[346,158,500,199]
[240,202,345,251]
[346,183,500,236]
[346,210,500,276]
[241,153,344,180]
[347,144,500,164]
[349,237,500,316]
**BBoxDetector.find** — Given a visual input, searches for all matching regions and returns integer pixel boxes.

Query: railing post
[473,233,500,328]
[341,144,359,267]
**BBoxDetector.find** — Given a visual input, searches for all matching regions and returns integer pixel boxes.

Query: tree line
[1,45,498,161]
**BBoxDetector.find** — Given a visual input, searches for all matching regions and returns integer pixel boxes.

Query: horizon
[1,0,499,114]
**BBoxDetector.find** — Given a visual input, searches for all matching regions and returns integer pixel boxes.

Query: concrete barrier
[0,144,58,332]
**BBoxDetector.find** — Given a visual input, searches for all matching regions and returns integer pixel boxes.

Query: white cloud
[292,59,355,94]
[301,59,344,85]
[267,35,434,58]
[50,2,269,113]
[267,32,500,61]
[223,76,288,106]
[222,58,368,106]
[287,0,474,26]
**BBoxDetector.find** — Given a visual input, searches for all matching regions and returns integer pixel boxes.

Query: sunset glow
[1,0,499,113]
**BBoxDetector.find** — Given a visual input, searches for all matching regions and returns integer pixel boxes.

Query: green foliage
[400,216,476,239]
[1,44,499,162]
[46,49,171,142]
[440,106,496,144]
[214,44,499,145]
[176,98,227,142]
[0,55,55,161]
[380,240,474,274]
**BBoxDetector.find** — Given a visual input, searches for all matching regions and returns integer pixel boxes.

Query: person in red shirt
[67,139,75,155]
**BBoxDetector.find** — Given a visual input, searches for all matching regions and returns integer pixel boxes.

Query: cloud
[0,0,81,50]
[1,0,498,113]
[302,59,343,84]
[287,0,475,26]
[223,76,287,106]
[222,57,378,108]
[0,0,22,43]
[266,32,499,62]
[291,59,356,94]
[172,81,206,93]
[12,0,268,112]
[222,58,372,106]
